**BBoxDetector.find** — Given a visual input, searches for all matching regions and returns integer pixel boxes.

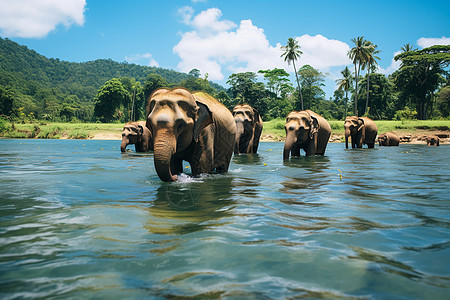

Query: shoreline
[87,130,449,145]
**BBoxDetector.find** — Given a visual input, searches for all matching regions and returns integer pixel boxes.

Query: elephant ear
[193,101,213,142]
[357,118,365,131]
[253,108,261,126]
[309,115,320,139]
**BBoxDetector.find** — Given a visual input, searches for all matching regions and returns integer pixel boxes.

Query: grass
[1,119,449,140]
[262,119,450,139]
[0,121,124,139]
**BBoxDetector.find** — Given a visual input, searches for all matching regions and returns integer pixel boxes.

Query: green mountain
[0,37,223,121]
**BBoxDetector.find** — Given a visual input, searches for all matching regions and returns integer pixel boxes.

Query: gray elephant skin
[121,121,153,152]
[283,110,331,159]
[344,116,378,149]
[146,88,236,182]
[232,104,263,154]
[378,132,400,146]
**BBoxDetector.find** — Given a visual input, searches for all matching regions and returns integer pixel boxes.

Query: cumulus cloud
[377,51,402,75]
[173,8,352,81]
[417,36,450,48]
[0,0,86,38]
[125,53,159,67]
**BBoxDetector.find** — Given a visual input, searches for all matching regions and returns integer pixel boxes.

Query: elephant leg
[172,157,183,175]
[192,127,214,175]
[304,139,316,156]
[367,143,375,148]
[291,144,301,157]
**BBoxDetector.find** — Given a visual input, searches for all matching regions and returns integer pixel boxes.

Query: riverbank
[1,120,449,144]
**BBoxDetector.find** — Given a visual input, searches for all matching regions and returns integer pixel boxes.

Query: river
[0,139,449,299]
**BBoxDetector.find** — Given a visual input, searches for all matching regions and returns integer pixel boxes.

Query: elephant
[232,104,263,154]
[121,121,153,152]
[344,116,378,149]
[146,88,236,182]
[283,110,332,159]
[426,136,440,146]
[377,132,400,146]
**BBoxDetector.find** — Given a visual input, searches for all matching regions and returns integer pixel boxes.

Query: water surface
[0,139,449,299]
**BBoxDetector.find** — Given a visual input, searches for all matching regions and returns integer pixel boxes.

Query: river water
[0,139,449,299]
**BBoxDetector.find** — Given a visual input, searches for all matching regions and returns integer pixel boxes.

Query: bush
[394,106,417,121]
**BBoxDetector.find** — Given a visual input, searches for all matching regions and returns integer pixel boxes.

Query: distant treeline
[0,37,449,124]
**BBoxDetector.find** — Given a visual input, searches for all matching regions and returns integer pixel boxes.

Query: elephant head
[146,88,212,182]
[283,110,319,160]
[344,116,364,149]
[232,104,260,154]
[426,136,440,146]
[377,134,388,146]
[121,122,144,152]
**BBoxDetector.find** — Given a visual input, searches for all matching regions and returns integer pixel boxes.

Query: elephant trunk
[234,122,244,154]
[120,138,128,153]
[153,129,178,182]
[345,127,350,149]
[283,132,296,160]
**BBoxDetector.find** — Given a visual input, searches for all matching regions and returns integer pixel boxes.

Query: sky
[0,0,449,99]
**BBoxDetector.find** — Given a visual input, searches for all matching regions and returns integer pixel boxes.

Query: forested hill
[0,37,224,121]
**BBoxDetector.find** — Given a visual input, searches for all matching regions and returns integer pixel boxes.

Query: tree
[281,38,304,110]
[348,36,371,116]
[143,74,169,102]
[336,66,353,119]
[0,85,16,116]
[227,72,257,103]
[362,42,381,115]
[188,68,201,78]
[94,78,129,123]
[435,85,449,118]
[358,73,396,119]
[394,45,450,119]
[298,65,325,109]
[258,68,291,97]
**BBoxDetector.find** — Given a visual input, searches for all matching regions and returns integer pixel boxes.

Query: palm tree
[281,38,304,110]
[336,66,353,119]
[401,43,416,53]
[363,42,380,115]
[347,36,371,116]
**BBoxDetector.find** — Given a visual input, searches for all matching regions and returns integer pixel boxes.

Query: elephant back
[193,92,235,131]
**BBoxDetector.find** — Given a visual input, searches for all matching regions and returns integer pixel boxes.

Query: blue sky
[1,0,449,99]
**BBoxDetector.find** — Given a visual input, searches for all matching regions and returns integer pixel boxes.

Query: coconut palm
[281,38,304,110]
[363,42,381,115]
[401,43,416,53]
[348,36,371,116]
[336,66,353,119]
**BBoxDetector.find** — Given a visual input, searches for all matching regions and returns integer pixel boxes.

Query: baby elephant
[378,132,400,146]
[121,121,153,152]
[426,136,440,146]
[284,110,331,159]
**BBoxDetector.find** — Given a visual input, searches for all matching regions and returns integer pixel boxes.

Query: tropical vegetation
[1,36,449,135]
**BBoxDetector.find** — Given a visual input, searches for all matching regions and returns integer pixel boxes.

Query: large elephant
[232,104,263,154]
[283,110,331,159]
[121,121,153,152]
[344,116,378,149]
[146,88,236,182]
[378,132,400,146]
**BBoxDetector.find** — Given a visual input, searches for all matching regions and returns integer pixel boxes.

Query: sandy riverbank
[91,130,449,144]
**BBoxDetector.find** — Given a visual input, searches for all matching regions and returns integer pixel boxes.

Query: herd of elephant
[120,88,440,182]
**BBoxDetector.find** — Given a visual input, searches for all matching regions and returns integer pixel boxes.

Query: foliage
[393,45,450,119]
[94,78,130,123]
[393,106,418,121]
[298,65,325,109]
[280,38,304,110]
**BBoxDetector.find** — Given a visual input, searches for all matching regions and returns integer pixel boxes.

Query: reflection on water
[0,139,449,299]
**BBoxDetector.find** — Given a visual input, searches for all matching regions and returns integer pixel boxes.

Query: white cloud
[125,53,159,67]
[173,8,352,82]
[178,6,194,25]
[0,0,86,38]
[295,34,351,71]
[417,36,450,48]
[377,51,402,75]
